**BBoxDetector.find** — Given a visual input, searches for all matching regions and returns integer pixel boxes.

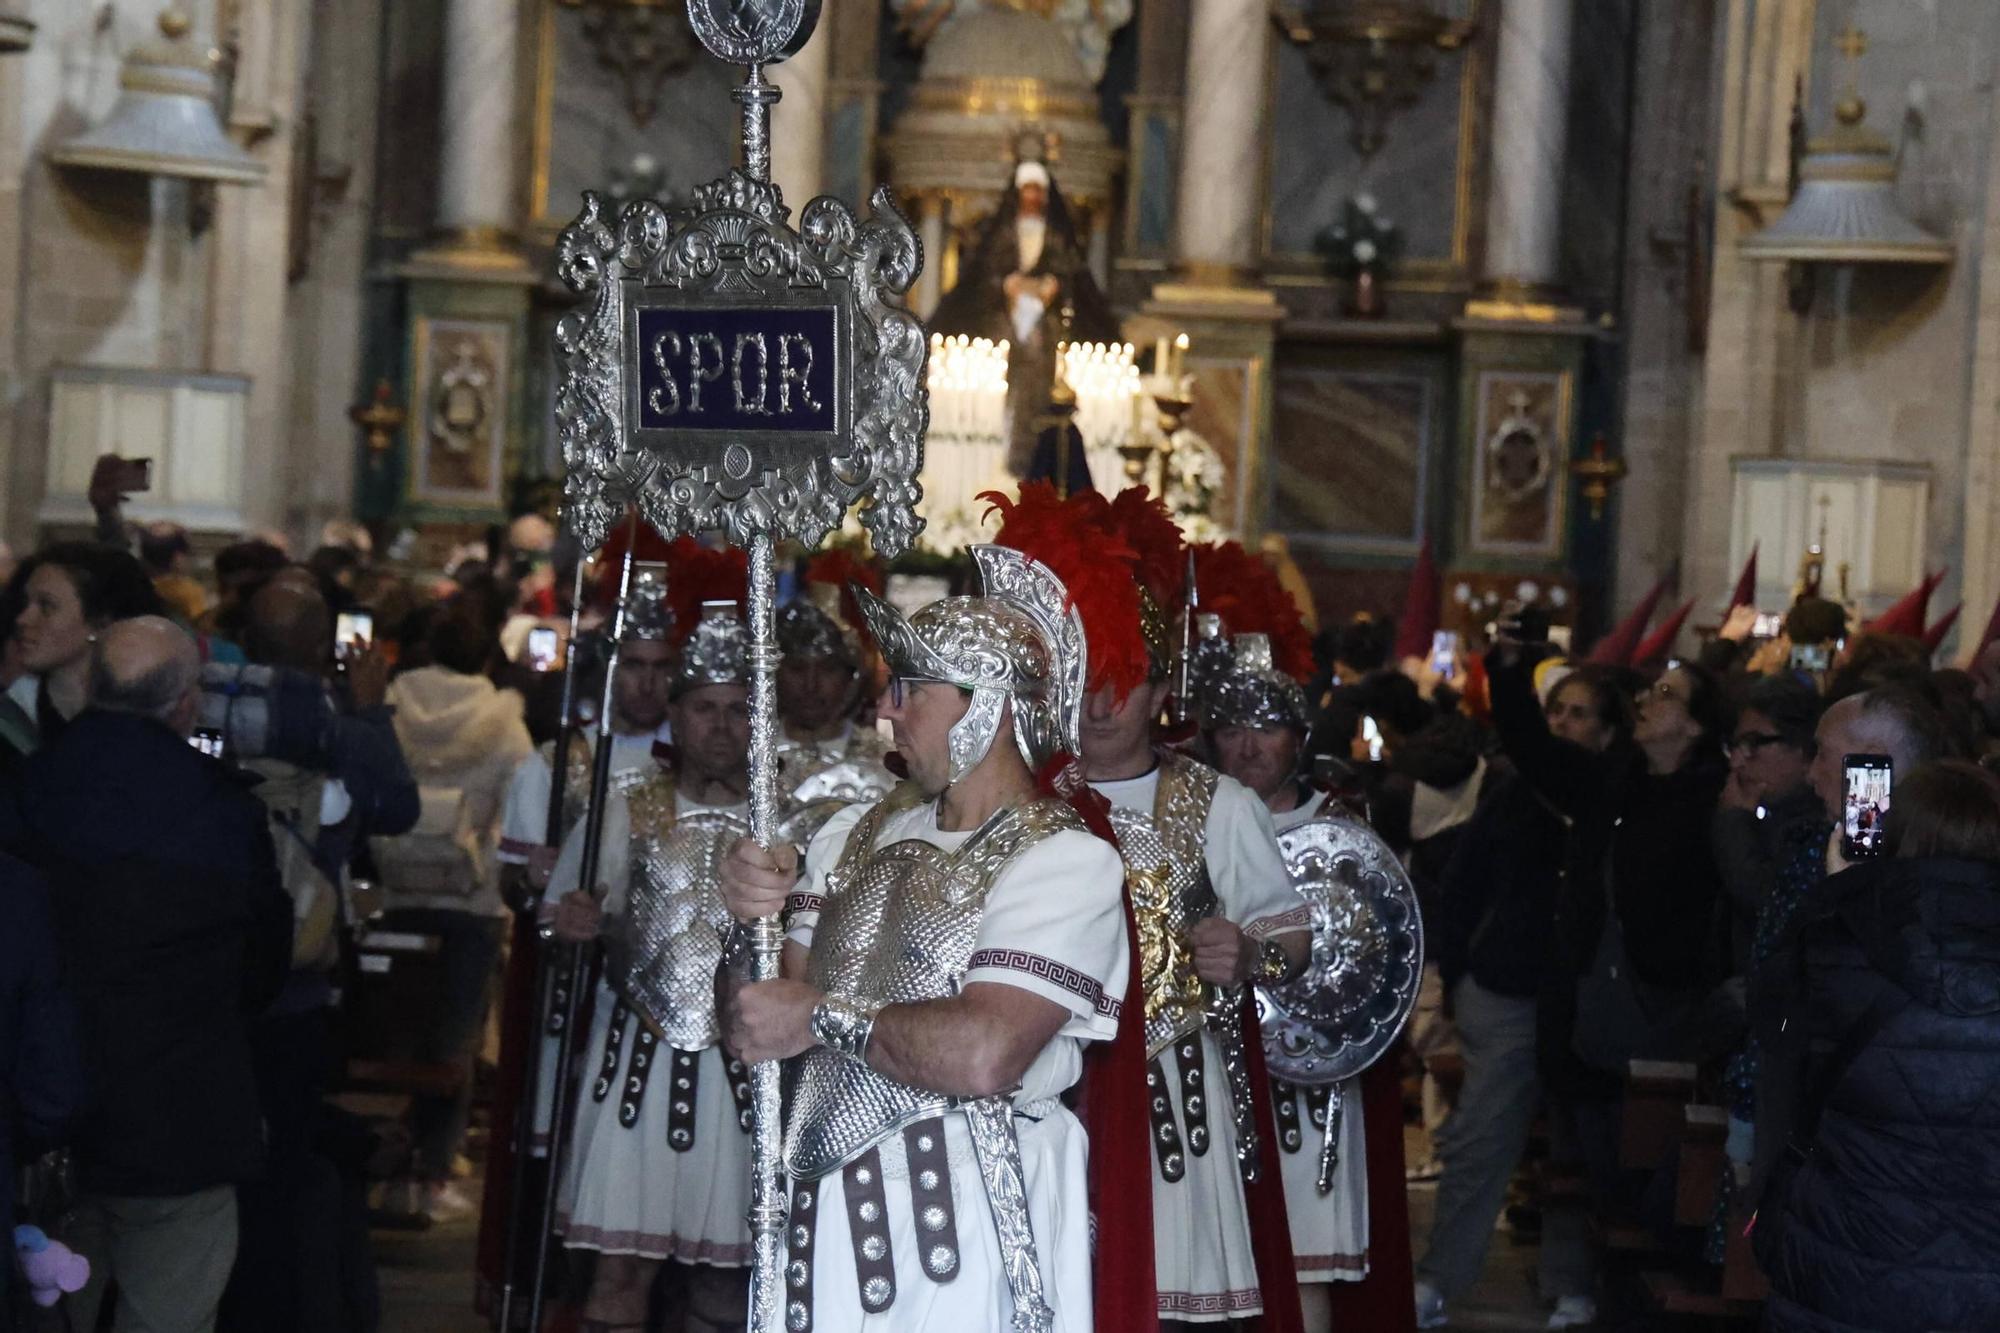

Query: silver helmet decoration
[673,600,750,697]
[854,545,1086,784]
[1204,633,1311,733]
[622,561,674,643]
[776,587,862,672]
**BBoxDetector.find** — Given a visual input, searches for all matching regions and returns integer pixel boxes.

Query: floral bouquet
[1313,193,1403,316]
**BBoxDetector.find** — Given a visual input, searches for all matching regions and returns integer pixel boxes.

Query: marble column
[770,18,832,208]
[914,196,946,319]
[434,0,520,249]
[1173,0,1270,284]
[1482,0,1574,291]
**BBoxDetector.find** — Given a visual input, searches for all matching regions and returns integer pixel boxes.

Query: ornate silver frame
[553,172,928,558]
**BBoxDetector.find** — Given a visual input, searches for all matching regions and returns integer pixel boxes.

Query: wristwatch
[809,993,879,1063]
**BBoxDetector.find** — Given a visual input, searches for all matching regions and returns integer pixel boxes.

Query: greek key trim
[786,891,825,916]
[1246,904,1312,939]
[966,947,1121,1020]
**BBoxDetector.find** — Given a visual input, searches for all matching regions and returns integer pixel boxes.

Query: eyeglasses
[885,675,943,708]
[1647,681,1691,706]
[1725,731,1789,757]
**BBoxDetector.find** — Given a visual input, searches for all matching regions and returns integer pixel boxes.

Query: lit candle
[1172,333,1189,382]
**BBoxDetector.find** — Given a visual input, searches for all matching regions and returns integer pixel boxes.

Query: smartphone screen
[526,626,560,673]
[334,609,374,663]
[1361,715,1384,763]
[1752,611,1783,639]
[1429,629,1459,680]
[125,457,153,493]
[190,726,226,760]
[1842,753,1893,860]
[1790,642,1831,673]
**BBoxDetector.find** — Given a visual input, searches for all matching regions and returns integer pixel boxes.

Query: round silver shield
[687,0,821,65]
[1256,814,1423,1086]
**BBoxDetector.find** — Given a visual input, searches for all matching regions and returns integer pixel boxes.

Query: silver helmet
[1204,633,1311,733]
[776,590,862,672]
[622,561,674,643]
[855,545,1086,784]
[673,600,749,697]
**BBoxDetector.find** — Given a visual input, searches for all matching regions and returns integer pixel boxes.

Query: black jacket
[1487,652,1727,1094]
[1435,770,1567,999]
[1761,857,2000,1333]
[0,855,82,1327]
[15,710,292,1197]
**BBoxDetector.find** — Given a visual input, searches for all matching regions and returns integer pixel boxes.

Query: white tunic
[1269,790,1370,1283]
[782,796,1129,1332]
[496,727,670,866]
[544,789,753,1265]
[1091,764,1309,1322]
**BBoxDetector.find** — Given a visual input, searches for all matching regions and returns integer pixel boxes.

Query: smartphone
[334,609,374,663]
[1842,753,1893,860]
[526,625,561,673]
[1752,611,1784,639]
[1361,715,1384,763]
[1428,629,1459,680]
[120,456,153,493]
[1790,642,1831,673]
[190,726,226,760]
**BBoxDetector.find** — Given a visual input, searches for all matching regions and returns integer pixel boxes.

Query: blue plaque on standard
[630,302,843,440]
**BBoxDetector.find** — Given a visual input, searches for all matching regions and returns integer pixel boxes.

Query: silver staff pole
[499,551,589,1332]
[527,515,640,1331]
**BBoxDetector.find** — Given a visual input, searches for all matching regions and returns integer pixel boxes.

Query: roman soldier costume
[771,544,1138,1332]
[987,484,1307,1328]
[549,602,761,1266]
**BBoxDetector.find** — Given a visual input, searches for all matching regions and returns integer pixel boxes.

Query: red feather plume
[981,482,1150,701]
[590,514,676,612]
[801,547,883,631]
[663,536,749,648]
[1190,541,1314,681]
[1105,486,1187,609]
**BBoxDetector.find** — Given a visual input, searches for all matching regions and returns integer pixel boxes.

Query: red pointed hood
[1587,576,1668,666]
[1922,603,1962,656]
[1729,544,1759,611]
[1864,568,1945,638]
[1392,537,1441,661]
[1977,594,2000,657]
[1633,598,1696,668]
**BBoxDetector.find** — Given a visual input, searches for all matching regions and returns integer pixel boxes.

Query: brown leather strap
[903,1118,961,1285]
[785,1176,819,1333]
[1174,1035,1211,1157]
[843,1148,897,1314]
[592,1001,630,1103]
[1147,1055,1187,1182]
[662,1044,696,1147]
[1272,1077,1303,1154]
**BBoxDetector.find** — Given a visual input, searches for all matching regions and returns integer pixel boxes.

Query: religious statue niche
[1469,373,1567,557]
[929,159,1119,472]
[411,318,510,507]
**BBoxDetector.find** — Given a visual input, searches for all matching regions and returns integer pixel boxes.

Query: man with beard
[717,545,1133,1330]
[546,602,758,1333]
[930,158,1119,473]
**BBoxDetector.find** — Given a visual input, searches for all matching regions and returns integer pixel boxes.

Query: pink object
[14,1225,90,1307]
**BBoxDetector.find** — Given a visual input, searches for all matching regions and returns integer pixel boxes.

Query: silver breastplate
[776,730,896,847]
[783,787,1081,1179]
[1108,753,1221,1055]
[606,780,748,1050]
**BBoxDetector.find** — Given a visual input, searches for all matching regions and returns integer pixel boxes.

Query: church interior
[10,0,1989,649]
[10,3,2000,1332]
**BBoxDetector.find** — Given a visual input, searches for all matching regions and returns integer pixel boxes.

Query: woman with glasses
[1484,639,1731,1329]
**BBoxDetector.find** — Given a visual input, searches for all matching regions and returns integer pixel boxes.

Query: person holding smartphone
[1754,759,2000,1333]
[1484,637,1729,1329]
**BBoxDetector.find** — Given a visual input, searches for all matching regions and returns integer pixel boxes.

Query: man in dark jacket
[1759,845,2000,1332]
[0,853,83,1331]
[16,616,292,1333]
